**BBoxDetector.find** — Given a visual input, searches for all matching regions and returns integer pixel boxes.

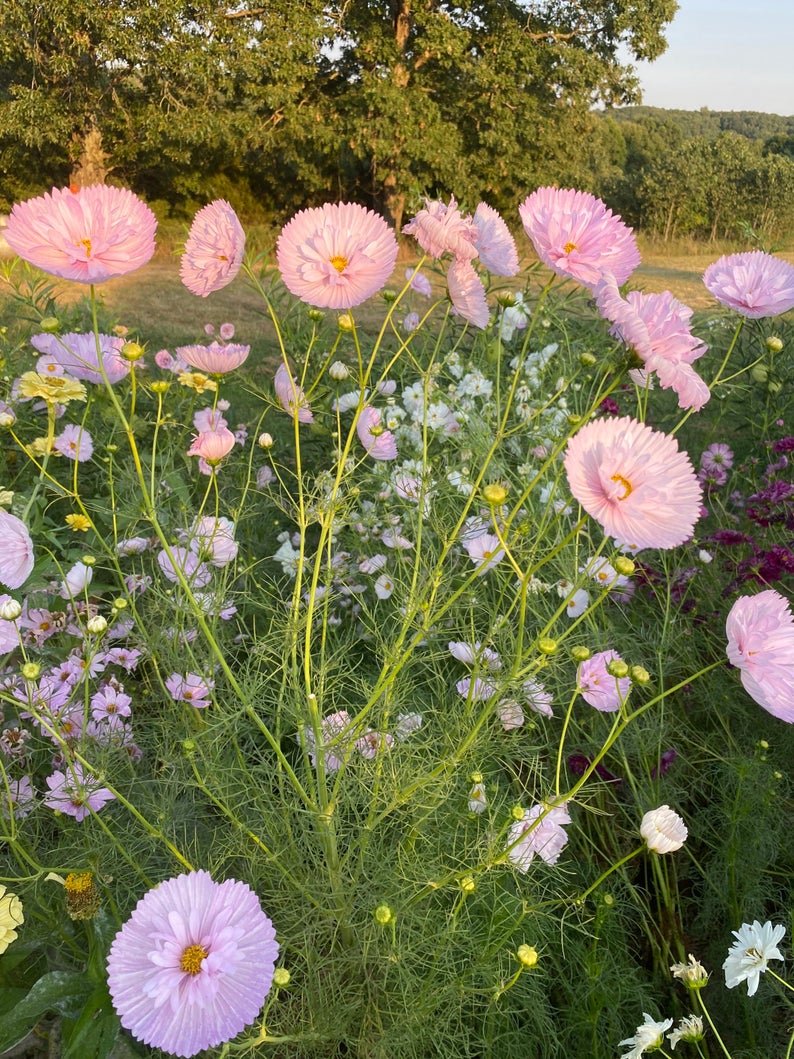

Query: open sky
[631,0,794,115]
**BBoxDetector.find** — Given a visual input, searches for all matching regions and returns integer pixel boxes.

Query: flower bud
[258,432,274,449]
[380,288,397,303]
[630,665,651,685]
[121,341,145,362]
[338,313,355,332]
[496,291,517,308]
[21,662,41,681]
[307,309,325,323]
[273,968,291,988]
[0,599,22,621]
[0,411,17,428]
[82,555,96,566]
[750,364,768,383]
[329,361,350,382]
[606,659,629,679]
[511,805,526,821]
[538,637,557,656]
[570,645,590,662]
[150,380,170,394]
[482,483,508,506]
[86,615,107,635]
[374,904,393,925]
[613,556,635,576]
[516,944,539,968]
[39,316,61,333]
[113,598,128,610]
[460,876,476,894]
[766,336,783,353]
[579,351,597,367]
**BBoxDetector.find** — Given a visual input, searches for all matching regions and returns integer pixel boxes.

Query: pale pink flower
[31,332,130,385]
[447,259,489,329]
[44,762,115,821]
[703,251,794,318]
[596,281,710,412]
[456,676,498,701]
[301,710,353,772]
[578,649,631,712]
[496,700,525,730]
[700,443,734,474]
[157,547,212,589]
[523,678,554,718]
[564,416,702,550]
[277,202,398,308]
[175,342,250,375]
[406,268,432,296]
[463,531,504,572]
[165,672,214,709]
[193,406,228,433]
[187,517,238,567]
[518,187,640,291]
[54,423,93,462]
[180,200,245,297]
[60,560,93,599]
[402,197,478,261]
[274,363,313,423]
[5,184,156,283]
[472,203,519,276]
[187,427,236,465]
[448,641,501,669]
[0,512,35,590]
[640,805,688,853]
[725,589,794,722]
[356,406,397,461]
[506,803,571,870]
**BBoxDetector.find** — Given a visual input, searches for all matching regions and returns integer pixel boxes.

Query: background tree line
[1,1,792,244]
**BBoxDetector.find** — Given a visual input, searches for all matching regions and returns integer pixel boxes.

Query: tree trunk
[70,122,111,186]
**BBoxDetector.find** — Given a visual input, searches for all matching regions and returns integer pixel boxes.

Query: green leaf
[0,970,94,1053]
[61,984,120,1059]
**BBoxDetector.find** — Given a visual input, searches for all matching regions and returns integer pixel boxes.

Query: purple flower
[31,332,131,385]
[0,511,35,590]
[107,870,279,1058]
[44,763,115,821]
[701,443,734,474]
[54,423,94,462]
[166,673,214,709]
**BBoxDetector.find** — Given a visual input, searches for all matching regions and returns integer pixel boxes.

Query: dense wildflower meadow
[0,183,793,1059]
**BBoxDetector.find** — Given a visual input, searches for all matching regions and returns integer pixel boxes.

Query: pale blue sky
[632,1,794,115]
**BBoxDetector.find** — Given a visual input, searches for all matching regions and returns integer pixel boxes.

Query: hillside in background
[606,106,794,143]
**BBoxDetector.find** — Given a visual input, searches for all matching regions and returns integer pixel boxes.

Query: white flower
[668,1014,704,1051]
[640,806,688,854]
[60,560,93,599]
[565,588,590,618]
[618,1013,674,1058]
[670,953,709,989]
[468,781,487,814]
[723,920,785,996]
[374,573,394,599]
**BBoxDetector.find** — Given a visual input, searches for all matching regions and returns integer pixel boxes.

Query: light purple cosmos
[54,423,94,462]
[577,649,631,712]
[506,802,572,870]
[356,405,398,461]
[166,673,214,709]
[44,762,115,821]
[31,332,131,385]
[274,362,313,423]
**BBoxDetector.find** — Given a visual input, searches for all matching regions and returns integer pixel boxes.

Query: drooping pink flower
[175,341,250,375]
[107,870,279,1058]
[356,405,397,460]
[0,512,35,590]
[187,516,238,567]
[157,547,212,589]
[60,560,93,599]
[472,202,520,276]
[518,187,640,291]
[44,762,115,821]
[274,362,313,423]
[564,416,702,550]
[54,423,93,462]
[726,589,794,722]
[5,184,156,284]
[703,251,794,318]
[277,202,398,309]
[402,197,478,261]
[447,259,489,329]
[180,200,245,297]
[506,802,571,870]
[596,280,710,411]
[577,649,631,712]
[31,332,130,385]
[187,427,236,465]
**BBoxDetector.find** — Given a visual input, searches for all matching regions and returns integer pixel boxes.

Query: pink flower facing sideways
[44,762,115,821]
[277,201,398,309]
[402,196,478,261]
[506,803,572,870]
[274,363,313,423]
[5,184,157,283]
[564,416,702,550]
[106,870,279,1058]
[595,280,710,412]
[519,187,640,291]
[703,250,794,318]
[180,199,245,297]
[187,426,236,465]
[356,405,397,460]
[726,588,794,722]
[0,511,35,590]
[578,649,631,712]
[175,341,250,375]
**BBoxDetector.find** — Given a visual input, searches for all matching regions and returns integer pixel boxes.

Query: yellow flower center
[65,872,94,894]
[329,255,348,273]
[563,241,578,254]
[78,238,92,258]
[610,473,633,500]
[180,943,209,976]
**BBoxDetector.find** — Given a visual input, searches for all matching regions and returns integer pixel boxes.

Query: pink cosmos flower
[564,416,702,550]
[506,803,571,870]
[463,531,504,572]
[60,560,93,599]
[165,672,214,709]
[725,589,794,722]
[578,649,631,712]
[472,203,520,276]
[596,281,710,412]
[0,511,35,590]
[356,405,398,460]
[402,197,478,261]
[180,200,245,297]
[175,341,250,375]
[31,332,130,385]
[274,363,313,423]
[518,187,640,291]
[187,426,236,465]
[703,251,794,318]
[107,870,279,1058]
[5,184,156,283]
[157,547,212,589]
[523,678,554,718]
[54,423,93,462]
[447,259,489,329]
[44,762,115,821]
[456,675,498,701]
[187,516,238,567]
[301,710,353,772]
[277,201,398,309]
[406,267,432,297]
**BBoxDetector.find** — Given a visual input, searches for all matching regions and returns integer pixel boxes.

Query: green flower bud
[21,662,41,681]
[630,665,651,685]
[516,944,539,968]
[606,659,629,679]
[273,967,291,987]
[570,645,591,662]
[39,316,61,333]
[579,352,597,367]
[766,336,783,353]
[374,904,393,925]
[613,556,635,576]
[538,637,557,656]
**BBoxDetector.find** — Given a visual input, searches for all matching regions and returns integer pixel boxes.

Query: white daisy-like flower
[723,920,785,996]
[670,953,709,989]
[668,1014,704,1051]
[618,1013,674,1058]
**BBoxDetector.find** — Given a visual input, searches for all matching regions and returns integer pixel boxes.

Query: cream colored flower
[177,371,217,394]
[640,805,688,854]
[670,953,709,988]
[0,884,24,954]
[17,371,87,405]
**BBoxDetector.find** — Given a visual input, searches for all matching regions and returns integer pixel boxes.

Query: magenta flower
[180,200,245,297]
[726,589,794,722]
[518,187,640,291]
[564,416,702,550]
[54,423,94,462]
[0,511,34,590]
[107,870,279,1058]
[577,649,631,712]
[274,363,314,423]
[277,201,398,309]
[31,332,130,385]
[5,184,156,284]
[596,281,710,412]
[187,426,236,465]
[356,405,397,460]
[402,197,478,261]
[44,762,115,821]
[175,341,250,375]
[447,259,489,329]
[472,203,519,276]
[701,443,734,474]
[506,803,571,870]
[703,251,794,318]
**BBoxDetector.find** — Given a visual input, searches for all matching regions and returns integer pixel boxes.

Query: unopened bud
[538,637,557,656]
[307,309,325,323]
[579,352,597,367]
[750,364,769,383]
[0,599,22,621]
[374,904,393,925]
[21,662,41,681]
[516,944,539,968]
[82,555,96,566]
[39,316,61,333]
[766,336,783,353]
[613,556,635,576]
[258,432,274,449]
[86,615,107,635]
[630,665,651,685]
[460,876,476,894]
[329,361,350,382]
[482,483,508,505]
[381,288,397,303]
[113,598,128,610]
[511,805,526,821]
[121,341,145,362]
[496,291,517,308]
[273,967,291,987]
[150,380,170,394]
[338,313,355,332]
[571,645,591,662]
[606,659,629,679]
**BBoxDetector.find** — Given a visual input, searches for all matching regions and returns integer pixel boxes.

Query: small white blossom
[668,1015,704,1051]
[618,1013,674,1059]
[723,920,785,996]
